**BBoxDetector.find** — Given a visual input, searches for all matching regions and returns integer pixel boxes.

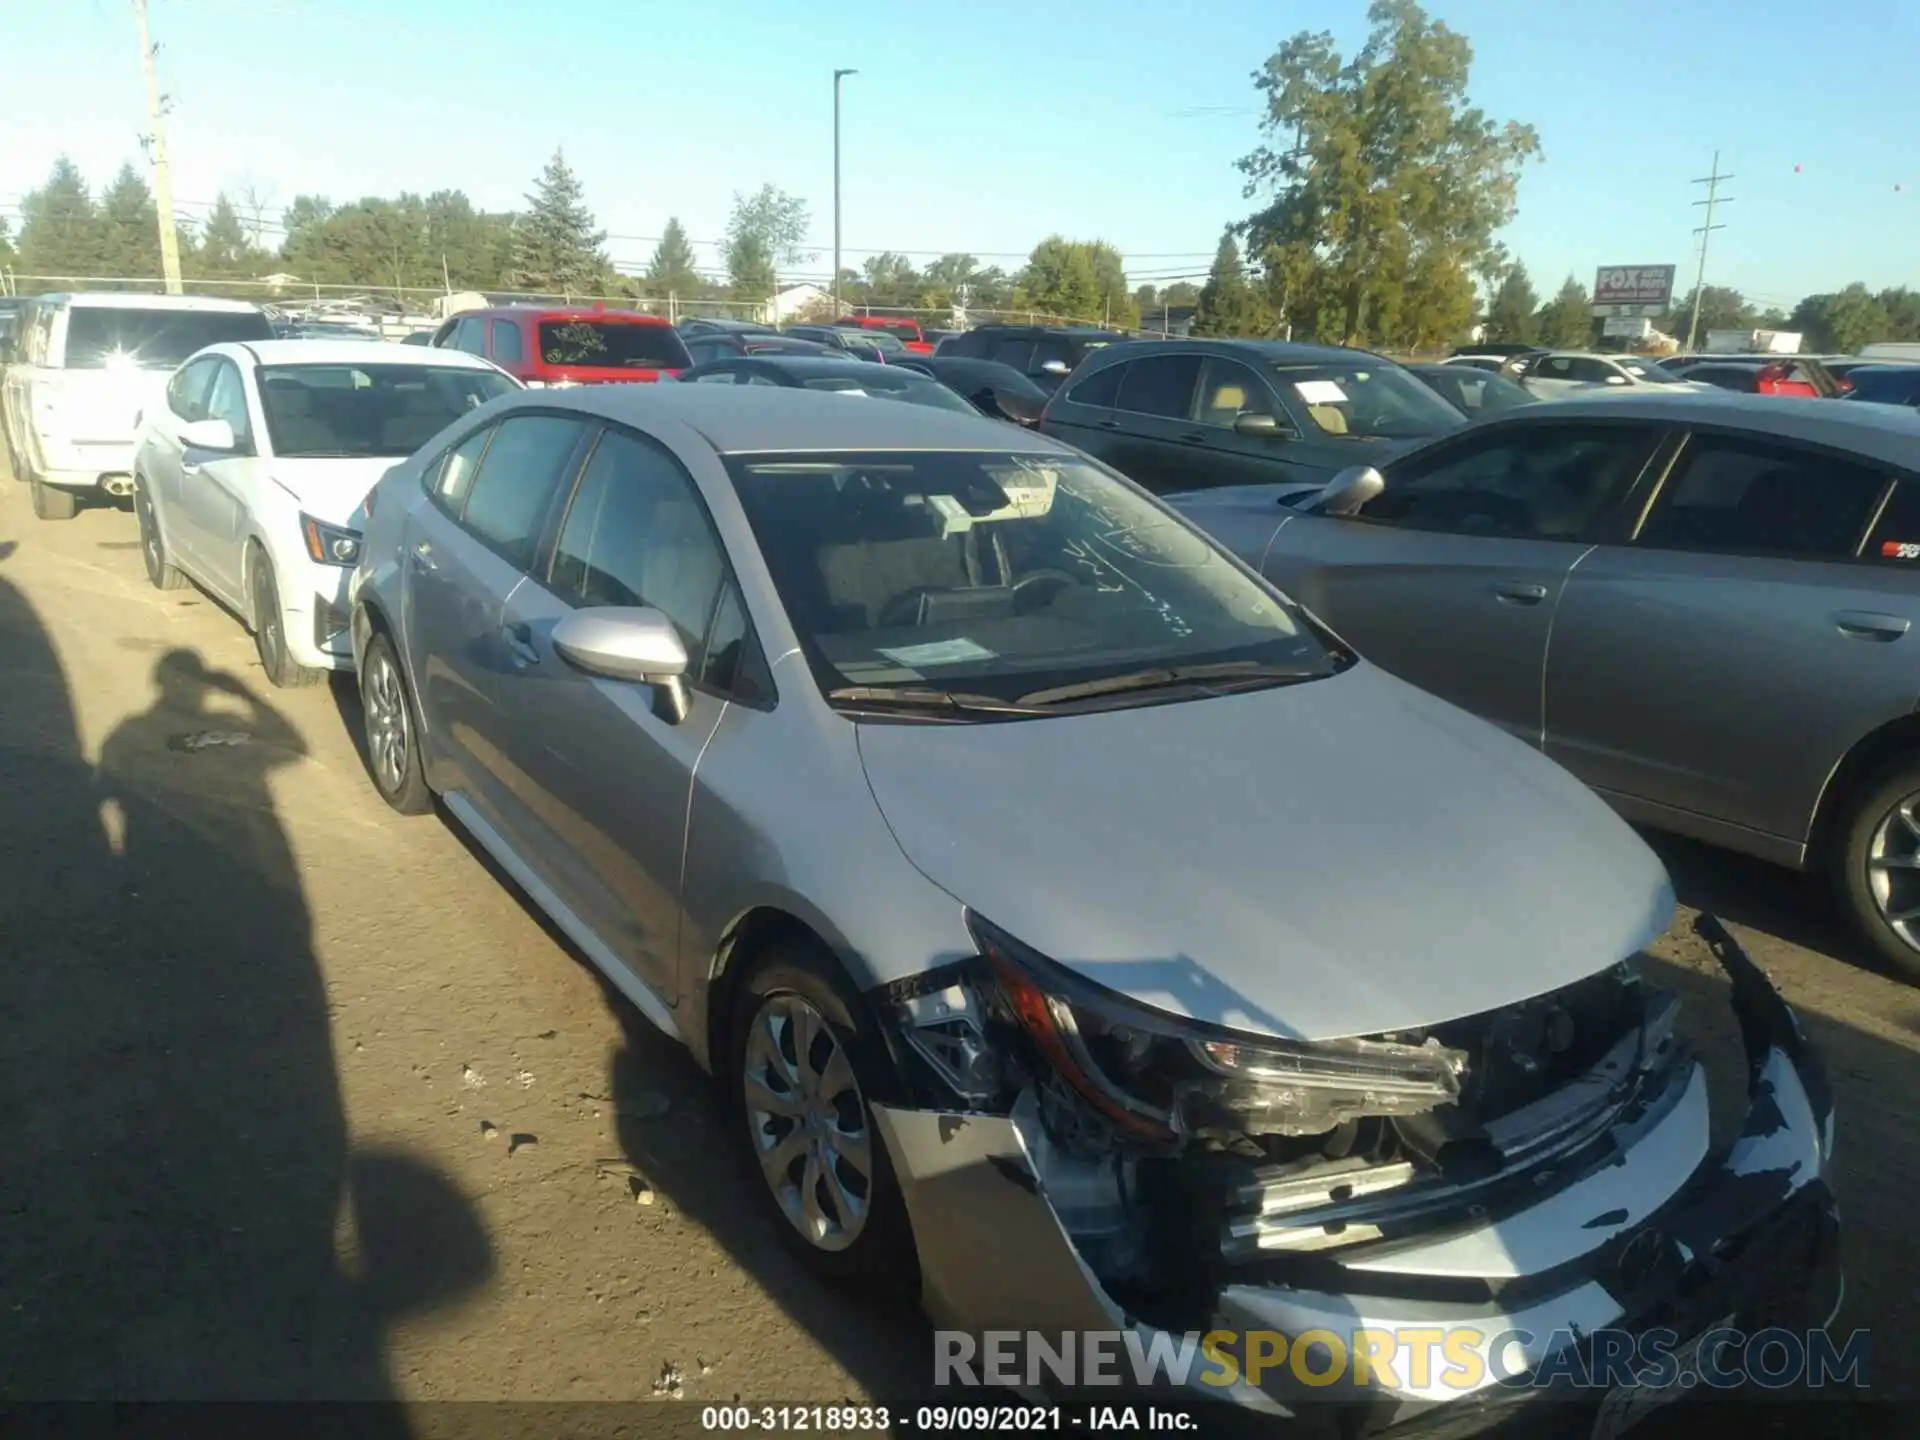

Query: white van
[1858,342,1920,363]
[1,293,271,520]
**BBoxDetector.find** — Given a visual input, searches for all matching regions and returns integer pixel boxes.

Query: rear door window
[455,414,590,569]
[1115,354,1202,419]
[1195,357,1271,427]
[1637,435,1889,559]
[1065,362,1125,408]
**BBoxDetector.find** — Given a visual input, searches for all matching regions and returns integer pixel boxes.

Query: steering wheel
[1011,568,1077,612]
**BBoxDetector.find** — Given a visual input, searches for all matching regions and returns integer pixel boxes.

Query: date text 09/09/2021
[701,1405,1195,1432]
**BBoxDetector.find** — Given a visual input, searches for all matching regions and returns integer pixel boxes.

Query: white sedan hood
[269,457,399,527]
[856,664,1675,1042]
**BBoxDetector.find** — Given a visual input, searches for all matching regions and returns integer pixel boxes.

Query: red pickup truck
[833,315,932,354]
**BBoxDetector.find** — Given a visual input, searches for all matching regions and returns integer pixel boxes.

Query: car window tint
[489,319,524,364]
[692,370,738,385]
[432,426,494,511]
[701,581,770,703]
[204,361,252,445]
[1540,356,1574,379]
[1033,337,1075,369]
[1866,480,1920,564]
[1116,354,1202,419]
[1195,357,1268,427]
[168,357,219,422]
[457,414,587,568]
[1372,424,1656,541]
[1569,358,1617,384]
[549,427,726,669]
[988,338,1035,371]
[1065,362,1124,408]
[1639,436,1889,560]
[453,317,488,355]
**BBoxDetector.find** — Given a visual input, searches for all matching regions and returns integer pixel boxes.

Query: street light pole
[833,68,856,317]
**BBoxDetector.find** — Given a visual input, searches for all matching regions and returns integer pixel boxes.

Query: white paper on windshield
[1294,379,1349,405]
[877,638,997,667]
[929,493,974,536]
[980,464,1059,520]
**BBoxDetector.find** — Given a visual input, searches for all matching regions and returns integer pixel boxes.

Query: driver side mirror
[552,606,693,724]
[1233,411,1295,440]
[1038,358,1071,377]
[179,417,241,453]
[1315,464,1386,517]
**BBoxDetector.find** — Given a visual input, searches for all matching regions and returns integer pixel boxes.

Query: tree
[1665,284,1754,346]
[17,156,107,279]
[1483,261,1538,344]
[190,192,256,277]
[1193,230,1264,336]
[1134,284,1159,313]
[724,184,812,297]
[1017,236,1102,321]
[0,214,13,268]
[858,251,920,309]
[98,163,161,279]
[1790,284,1892,354]
[1161,281,1200,309]
[511,149,608,296]
[1536,275,1594,348]
[1238,0,1540,345]
[645,217,701,296]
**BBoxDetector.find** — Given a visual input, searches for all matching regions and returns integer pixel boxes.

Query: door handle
[501,621,540,666]
[409,540,438,572]
[1834,610,1911,641]
[1177,431,1208,445]
[1096,418,1121,430]
[1493,581,1549,606]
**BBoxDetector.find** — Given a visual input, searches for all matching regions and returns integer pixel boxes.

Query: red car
[833,314,932,354]
[431,304,691,386]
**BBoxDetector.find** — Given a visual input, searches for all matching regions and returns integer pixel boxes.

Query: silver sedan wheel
[1867,793,1920,951]
[363,648,412,797]
[742,993,874,1252]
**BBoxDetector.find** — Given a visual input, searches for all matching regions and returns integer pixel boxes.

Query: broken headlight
[968,913,1467,1145]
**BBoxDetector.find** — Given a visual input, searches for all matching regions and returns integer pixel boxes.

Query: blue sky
[4,0,1915,308]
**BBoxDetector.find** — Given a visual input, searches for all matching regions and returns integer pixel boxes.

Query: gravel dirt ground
[0,455,1913,1433]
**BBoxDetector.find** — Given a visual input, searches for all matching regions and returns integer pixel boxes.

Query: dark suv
[935,324,1129,392]
[1039,339,1465,495]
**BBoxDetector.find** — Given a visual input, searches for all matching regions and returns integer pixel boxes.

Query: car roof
[1519,391,1920,467]
[467,306,670,325]
[725,355,932,380]
[38,292,264,313]
[531,381,1075,455]
[229,338,503,368]
[1103,336,1382,367]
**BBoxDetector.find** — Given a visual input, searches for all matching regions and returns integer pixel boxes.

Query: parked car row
[0,293,1856,1426]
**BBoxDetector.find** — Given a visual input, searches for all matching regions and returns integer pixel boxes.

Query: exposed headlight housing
[300,513,362,567]
[965,913,1466,1147]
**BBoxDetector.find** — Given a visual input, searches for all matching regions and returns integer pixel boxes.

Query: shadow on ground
[0,549,490,1413]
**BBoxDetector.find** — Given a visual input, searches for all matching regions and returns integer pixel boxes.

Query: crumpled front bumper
[873,917,1840,1427]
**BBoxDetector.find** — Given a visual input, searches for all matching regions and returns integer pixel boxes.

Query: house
[769,283,830,323]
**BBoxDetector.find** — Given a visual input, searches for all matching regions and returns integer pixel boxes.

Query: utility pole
[133,0,184,294]
[1684,150,1732,352]
[832,68,856,317]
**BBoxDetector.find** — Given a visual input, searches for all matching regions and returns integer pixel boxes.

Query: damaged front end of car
[868,912,1840,1429]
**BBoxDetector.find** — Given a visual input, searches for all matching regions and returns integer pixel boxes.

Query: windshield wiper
[826,685,1048,716]
[1016,660,1330,707]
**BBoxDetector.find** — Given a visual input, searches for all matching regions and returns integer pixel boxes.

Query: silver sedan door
[1260,421,1664,746]
[490,425,737,1004]
[1546,432,1920,849]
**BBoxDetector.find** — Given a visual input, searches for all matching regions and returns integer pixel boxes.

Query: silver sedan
[348,385,1835,1421]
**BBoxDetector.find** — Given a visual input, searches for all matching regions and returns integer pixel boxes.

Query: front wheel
[1834,758,1920,984]
[359,630,432,814]
[248,547,324,689]
[731,947,918,1294]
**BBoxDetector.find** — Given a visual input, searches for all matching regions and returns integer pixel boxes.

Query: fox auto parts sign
[1593,265,1676,309]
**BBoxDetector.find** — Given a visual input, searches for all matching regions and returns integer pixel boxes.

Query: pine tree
[1536,275,1595,349]
[1193,230,1261,336]
[510,150,608,297]
[98,163,161,280]
[1484,262,1539,345]
[18,156,106,280]
[645,217,700,296]
[193,193,255,277]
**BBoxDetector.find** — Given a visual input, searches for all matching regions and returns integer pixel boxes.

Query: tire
[1833,757,1920,984]
[134,478,187,590]
[30,474,78,521]
[731,945,918,1295]
[359,629,432,815]
[247,546,324,689]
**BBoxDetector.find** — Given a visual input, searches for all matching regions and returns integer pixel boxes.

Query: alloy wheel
[1866,792,1920,953]
[252,563,284,674]
[363,648,412,797]
[136,490,163,584]
[741,993,874,1252]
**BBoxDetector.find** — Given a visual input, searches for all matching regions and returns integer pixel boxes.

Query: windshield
[1270,361,1463,439]
[1416,368,1536,416]
[62,307,270,370]
[1617,357,1684,384]
[537,320,689,369]
[800,374,978,414]
[864,331,908,354]
[256,363,519,458]
[727,450,1343,711]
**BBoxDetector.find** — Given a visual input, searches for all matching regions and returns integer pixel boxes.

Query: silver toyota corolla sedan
[347,386,1836,1425]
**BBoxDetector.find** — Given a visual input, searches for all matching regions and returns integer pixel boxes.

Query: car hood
[855,664,1674,1041]
[269,457,400,526]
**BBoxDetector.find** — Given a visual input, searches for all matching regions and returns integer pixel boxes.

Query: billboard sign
[1593,265,1676,310]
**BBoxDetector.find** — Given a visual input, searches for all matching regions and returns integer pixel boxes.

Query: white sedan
[133,340,519,686]
[1516,350,1711,399]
